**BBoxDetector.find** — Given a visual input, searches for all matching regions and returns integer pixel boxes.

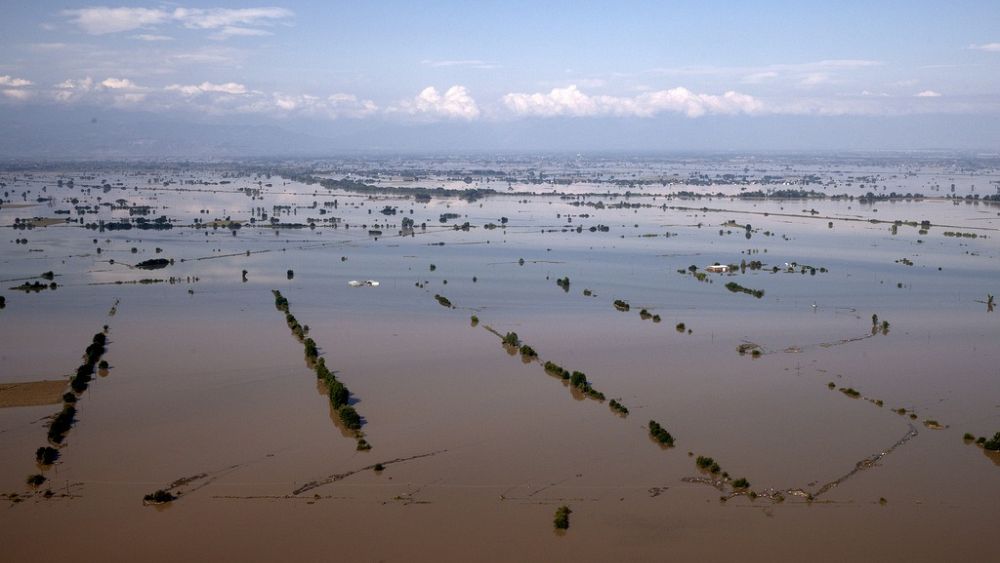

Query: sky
[1,1,999,155]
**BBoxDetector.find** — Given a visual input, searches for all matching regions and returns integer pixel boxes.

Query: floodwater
[1,159,999,562]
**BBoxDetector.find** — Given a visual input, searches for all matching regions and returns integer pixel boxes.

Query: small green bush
[553,505,571,530]
[338,405,362,430]
[502,331,520,347]
[984,432,1000,451]
[35,446,59,465]
[609,399,629,416]
[649,420,674,446]
[143,489,177,504]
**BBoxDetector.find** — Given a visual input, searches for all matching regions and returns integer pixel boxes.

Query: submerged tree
[553,505,572,530]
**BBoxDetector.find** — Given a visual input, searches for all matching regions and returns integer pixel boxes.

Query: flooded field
[1,155,999,562]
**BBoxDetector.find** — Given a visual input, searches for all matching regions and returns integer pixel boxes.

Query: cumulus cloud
[166,81,249,96]
[915,90,942,97]
[100,77,142,90]
[502,85,762,118]
[0,75,33,87]
[968,43,1000,52]
[46,76,146,103]
[61,6,292,38]
[55,77,94,91]
[391,86,480,120]
[0,75,34,101]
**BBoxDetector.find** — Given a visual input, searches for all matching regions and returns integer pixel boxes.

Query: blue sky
[1,1,999,152]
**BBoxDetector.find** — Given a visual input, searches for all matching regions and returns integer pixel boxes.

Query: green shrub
[328,380,350,408]
[502,332,519,347]
[984,432,1000,451]
[143,489,177,504]
[649,420,674,446]
[47,405,76,443]
[840,387,861,398]
[35,446,59,465]
[272,289,289,311]
[303,338,318,359]
[553,505,571,530]
[544,361,569,379]
[609,399,629,416]
[725,282,764,298]
[338,405,362,430]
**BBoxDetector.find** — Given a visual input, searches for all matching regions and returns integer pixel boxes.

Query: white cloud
[742,71,778,84]
[915,90,942,97]
[132,34,173,41]
[247,92,376,119]
[100,77,142,90]
[61,6,292,38]
[209,26,273,40]
[502,85,762,118]
[327,94,379,117]
[171,7,292,29]
[968,43,1000,52]
[273,94,301,111]
[166,81,249,96]
[0,75,33,87]
[799,73,831,87]
[62,7,170,35]
[391,86,480,120]
[2,89,32,100]
[56,77,94,90]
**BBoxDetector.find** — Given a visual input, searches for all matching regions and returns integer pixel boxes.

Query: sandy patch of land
[0,380,66,408]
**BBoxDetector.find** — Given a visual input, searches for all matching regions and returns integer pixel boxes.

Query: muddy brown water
[1,165,998,562]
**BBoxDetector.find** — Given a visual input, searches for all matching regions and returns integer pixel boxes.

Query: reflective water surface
[1,158,998,561]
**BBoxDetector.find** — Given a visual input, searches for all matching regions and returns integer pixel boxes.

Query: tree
[338,405,362,430]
